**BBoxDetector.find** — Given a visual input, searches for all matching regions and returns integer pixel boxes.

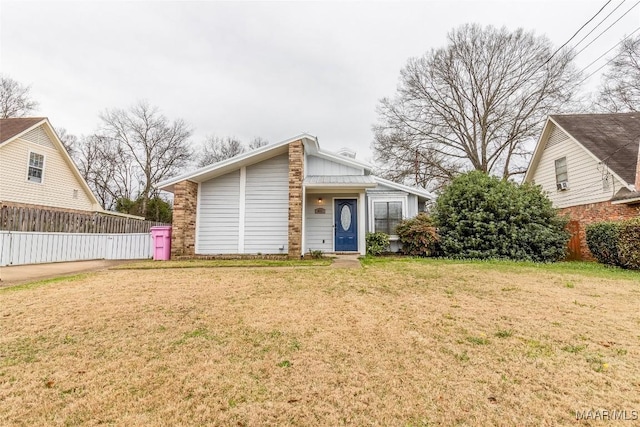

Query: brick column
[171,180,198,257]
[288,140,304,258]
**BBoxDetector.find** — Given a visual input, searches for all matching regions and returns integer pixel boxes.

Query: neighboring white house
[0,117,102,212]
[524,113,640,259]
[158,134,433,257]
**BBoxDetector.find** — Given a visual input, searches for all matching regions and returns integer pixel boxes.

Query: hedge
[585,222,621,266]
[586,218,640,270]
[395,213,439,257]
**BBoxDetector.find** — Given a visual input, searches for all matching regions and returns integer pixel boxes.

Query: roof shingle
[0,117,47,144]
[550,113,640,185]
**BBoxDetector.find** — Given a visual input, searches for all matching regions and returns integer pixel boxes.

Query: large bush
[395,213,439,257]
[366,232,390,256]
[432,171,569,262]
[585,222,621,266]
[618,218,640,269]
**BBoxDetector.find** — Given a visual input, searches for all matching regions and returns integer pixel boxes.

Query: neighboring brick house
[524,113,640,260]
[0,117,102,213]
[158,134,433,258]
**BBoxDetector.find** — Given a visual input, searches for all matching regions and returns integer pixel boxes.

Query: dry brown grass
[1,259,639,426]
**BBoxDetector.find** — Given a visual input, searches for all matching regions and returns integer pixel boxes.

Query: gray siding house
[158,134,433,258]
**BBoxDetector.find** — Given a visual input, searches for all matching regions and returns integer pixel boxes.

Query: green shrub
[618,218,640,270]
[366,232,390,255]
[307,249,324,259]
[432,171,569,262]
[585,221,621,266]
[395,213,439,257]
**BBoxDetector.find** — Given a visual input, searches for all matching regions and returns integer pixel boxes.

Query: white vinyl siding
[305,193,335,252]
[244,154,289,254]
[306,155,363,176]
[407,194,418,217]
[0,128,95,211]
[22,126,55,149]
[532,136,625,208]
[197,170,240,254]
[545,125,569,149]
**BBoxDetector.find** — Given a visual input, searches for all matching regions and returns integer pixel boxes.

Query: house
[0,117,102,212]
[524,113,640,259]
[158,134,433,258]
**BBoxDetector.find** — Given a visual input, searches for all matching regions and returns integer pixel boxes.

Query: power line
[576,37,636,85]
[572,0,640,58]
[578,26,640,73]
[569,0,627,54]
[528,0,613,76]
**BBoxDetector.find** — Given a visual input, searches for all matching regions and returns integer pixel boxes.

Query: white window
[374,201,403,235]
[555,157,568,190]
[27,152,44,183]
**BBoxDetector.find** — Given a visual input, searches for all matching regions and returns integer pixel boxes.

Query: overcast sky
[1,0,638,165]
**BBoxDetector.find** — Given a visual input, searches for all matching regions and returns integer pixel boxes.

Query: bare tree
[198,136,245,167]
[76,134,137,211]
[197,135,270,168]
[55,127,78,157]
[248,136,269,150]
[0,75,39,118]
[373,24,580,190]
[97,101,192,213]
[595,34,640,113]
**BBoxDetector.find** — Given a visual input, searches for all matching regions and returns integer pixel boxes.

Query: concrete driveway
[0,260,131,288]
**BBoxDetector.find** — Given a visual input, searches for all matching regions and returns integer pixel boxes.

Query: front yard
[1,259,639,425]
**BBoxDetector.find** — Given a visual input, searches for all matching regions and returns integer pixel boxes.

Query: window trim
[373,201,403,236]
[554,156,568,190]
[26,151,45,184]
[367,192,408,239]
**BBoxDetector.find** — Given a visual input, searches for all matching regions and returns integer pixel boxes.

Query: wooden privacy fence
[0,205,167,233]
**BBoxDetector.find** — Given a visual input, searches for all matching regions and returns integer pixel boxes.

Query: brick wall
[559,201,639,260]
[288,140,304,258]
[171,180,198,257]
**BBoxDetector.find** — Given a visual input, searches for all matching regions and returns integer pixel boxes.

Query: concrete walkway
[0,260,130,288]
[330,254,362,269]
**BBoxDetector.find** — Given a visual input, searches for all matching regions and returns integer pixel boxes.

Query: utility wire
[538,0,613,70]
[578,26,640,73]
[568,0,627,54]
[572,0,640,58]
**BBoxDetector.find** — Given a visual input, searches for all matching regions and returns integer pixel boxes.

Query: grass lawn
[1,258,639,426]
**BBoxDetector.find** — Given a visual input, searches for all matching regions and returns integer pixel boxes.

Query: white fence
[0,231,153,266]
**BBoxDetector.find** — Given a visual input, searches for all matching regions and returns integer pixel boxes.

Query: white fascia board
[158,133,318,192]
[0,118,48,147]
[548,117,633,190]
[312,149,372,172]
[304,183,378,190]
[9,118,102,209]
[372,176,434,199]
[524,117,553,183]
[611,197,640,205]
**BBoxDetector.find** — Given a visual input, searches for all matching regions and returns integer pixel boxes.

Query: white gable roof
[157,133,434,200]
[158,133,372,192]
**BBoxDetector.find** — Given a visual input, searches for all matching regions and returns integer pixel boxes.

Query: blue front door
[335,199,357,251]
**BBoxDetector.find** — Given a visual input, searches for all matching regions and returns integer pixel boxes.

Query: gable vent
[337,147,356,158]
[545,125,569,150]
[21,126,54,149]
